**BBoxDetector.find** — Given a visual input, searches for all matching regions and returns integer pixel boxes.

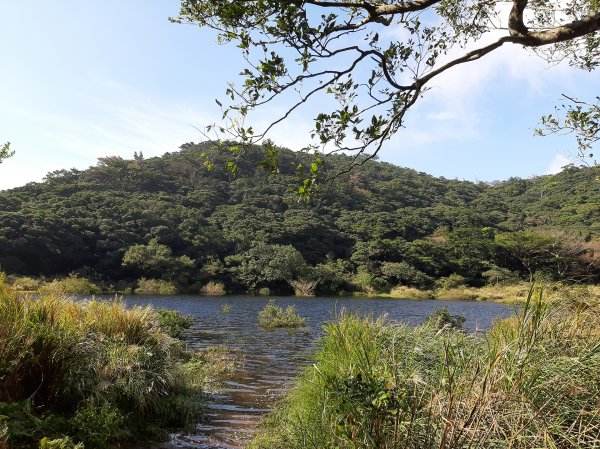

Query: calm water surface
[115,295,514,449]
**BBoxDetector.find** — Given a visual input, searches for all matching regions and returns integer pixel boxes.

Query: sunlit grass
[0,273,209,448]
[252,287,600,449]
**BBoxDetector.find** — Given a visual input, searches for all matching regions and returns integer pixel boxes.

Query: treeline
[1,142,600,294]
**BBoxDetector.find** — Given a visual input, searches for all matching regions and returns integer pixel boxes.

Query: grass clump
[251,288,600,449]
[258,300,306,329]
[388,285,434,299]
[134,277,178,294]
[289,279,317,296]
[39,275,102,296]
[200,281,226,296]
[0,274,209,449]
[156,309,194,338]
[222,304,232,313]
[6,276,43,292]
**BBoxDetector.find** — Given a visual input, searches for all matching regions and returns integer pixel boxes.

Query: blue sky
[0,1,597,190]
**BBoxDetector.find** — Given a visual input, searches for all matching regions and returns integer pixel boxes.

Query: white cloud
[546,153,571,174]
[0,79,218,189]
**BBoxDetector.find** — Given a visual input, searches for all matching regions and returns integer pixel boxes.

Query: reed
[201,281,226,296]
[252,287,600,449]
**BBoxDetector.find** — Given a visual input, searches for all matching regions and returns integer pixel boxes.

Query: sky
[0,0,597,190]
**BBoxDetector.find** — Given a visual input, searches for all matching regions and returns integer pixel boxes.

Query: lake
[110,295,514,449]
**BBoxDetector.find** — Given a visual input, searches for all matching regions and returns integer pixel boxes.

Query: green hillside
[1,142,599,294]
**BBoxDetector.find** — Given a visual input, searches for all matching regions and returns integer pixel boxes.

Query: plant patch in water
[258,299,306,328]
[222,304,232,313]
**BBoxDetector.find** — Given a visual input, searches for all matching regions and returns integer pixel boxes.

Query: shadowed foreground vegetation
[0,275,221,449]
[251,289,600,449]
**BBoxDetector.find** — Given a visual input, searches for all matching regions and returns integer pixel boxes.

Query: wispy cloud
[546,153,570,175]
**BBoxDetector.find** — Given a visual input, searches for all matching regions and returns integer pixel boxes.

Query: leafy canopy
[0,142,13,165]
[173,0,600,167]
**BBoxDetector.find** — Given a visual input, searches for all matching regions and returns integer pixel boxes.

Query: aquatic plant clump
[258,300,306,329]
[0,275,208,449]
[251,289,600,449]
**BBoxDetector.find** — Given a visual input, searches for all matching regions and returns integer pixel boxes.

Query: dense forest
[1,142,599,294]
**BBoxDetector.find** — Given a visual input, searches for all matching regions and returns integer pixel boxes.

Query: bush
[258,300,306,329]
[288,279,317,296]
[425,306,466,330]
[389,285,434,300]
[481,266,521,285]
[39,437,83,449]
[134,278,178,295]
[251,289,600,449]
[352,271,387,294]
[40,275,102,295]
[200,281,226,296]
[435,273,467,290]
[380,262,434,289]
[156,309,194,338]
[0,277,208,449]
[7,276,43,292]
[71,401,126,449]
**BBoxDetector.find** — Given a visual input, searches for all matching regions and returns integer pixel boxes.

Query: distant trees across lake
[1,142,599,295]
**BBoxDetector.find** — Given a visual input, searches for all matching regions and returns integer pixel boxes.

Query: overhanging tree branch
[174,0,600,186]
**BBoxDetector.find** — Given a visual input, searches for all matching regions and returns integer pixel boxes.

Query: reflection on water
[116,295,514,449]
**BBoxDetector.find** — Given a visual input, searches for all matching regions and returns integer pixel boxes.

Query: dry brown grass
[200,281,226,296]
[388,285,434,300]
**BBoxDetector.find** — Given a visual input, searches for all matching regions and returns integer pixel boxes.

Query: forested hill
[1,142,599,293]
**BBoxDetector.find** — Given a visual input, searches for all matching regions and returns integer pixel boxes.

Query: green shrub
[481,265,520,285]
[39,436,83,449]
[425,306,466,330]
[40,275,102,295]
[156,309,194,338]
[435,273,467,290]
[352,271,387,294]
[7,276,43,292]
[134,278,178,295]
[71,402,125,449]
[380,262,434,289]
[258,300,306,329]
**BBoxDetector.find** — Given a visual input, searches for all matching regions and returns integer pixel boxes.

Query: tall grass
[200,281,226,296]
[38,275,102,296]
[134,277,178,294]
[252,287,600,449]
[0,274,208,448]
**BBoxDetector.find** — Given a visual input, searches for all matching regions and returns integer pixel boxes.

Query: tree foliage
[538,95,600,163]
[0,142,13,165]
[172,0,600,166]
[1,143,600,293]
